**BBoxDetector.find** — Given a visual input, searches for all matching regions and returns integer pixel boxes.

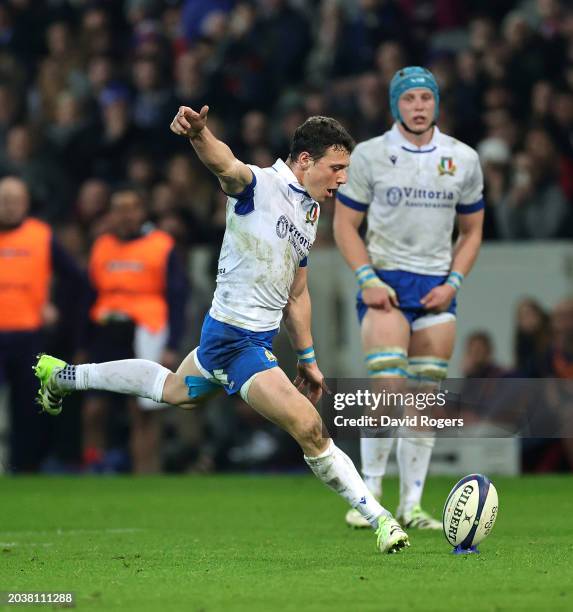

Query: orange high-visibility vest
[0,218,52,331]
[89,230,174,332]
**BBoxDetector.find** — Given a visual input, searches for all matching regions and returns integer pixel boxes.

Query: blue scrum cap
[389,66,440,122]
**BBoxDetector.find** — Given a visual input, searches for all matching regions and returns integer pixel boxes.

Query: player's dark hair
[289,116,354,161]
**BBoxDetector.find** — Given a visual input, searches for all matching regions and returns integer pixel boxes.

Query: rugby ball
[443,474,498,549]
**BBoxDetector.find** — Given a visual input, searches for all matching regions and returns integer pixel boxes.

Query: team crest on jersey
[305,203,319,225]
[264,349,277,362]
[438,157,457,176]
[386,187,403,207]
[276,215,289,238]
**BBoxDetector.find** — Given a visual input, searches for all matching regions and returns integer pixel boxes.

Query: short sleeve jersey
[337,124,484,275]
[210,159,320,331]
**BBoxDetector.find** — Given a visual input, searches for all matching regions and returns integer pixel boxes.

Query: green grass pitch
[1,475,572,611]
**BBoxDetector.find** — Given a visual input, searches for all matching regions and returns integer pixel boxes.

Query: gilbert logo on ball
[442,474,498,554]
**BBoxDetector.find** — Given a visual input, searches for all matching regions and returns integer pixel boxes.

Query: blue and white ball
[443,474,499,549]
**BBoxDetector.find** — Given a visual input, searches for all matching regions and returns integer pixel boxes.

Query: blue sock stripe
[409,375,441,383]
[408,363,448,381]
[408,358,449,366]
[366,351,408,361]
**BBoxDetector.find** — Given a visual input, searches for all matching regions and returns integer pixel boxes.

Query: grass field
[1,475,572,611]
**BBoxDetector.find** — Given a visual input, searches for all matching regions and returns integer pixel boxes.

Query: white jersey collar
[272,158,312,198]
[389,123,440,153]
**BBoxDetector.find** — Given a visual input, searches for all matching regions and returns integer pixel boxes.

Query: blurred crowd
[462,297,573,471]
[0,0,571,247]
[2,0,573,473]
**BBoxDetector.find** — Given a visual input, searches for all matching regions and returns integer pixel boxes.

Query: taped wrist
[445,271,464,292]
[297,346,316,364]
[355,264,397,299]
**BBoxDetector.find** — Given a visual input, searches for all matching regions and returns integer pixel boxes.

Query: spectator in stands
[165,153,212,224]
[84,188,188,473]
[92,85,146,182]
[79,4,116,58]
[181,0,233,44]
[462,331,506,378]
[531,80,554,122]
[550,89,573,200]
[173,50,210,113]
[235,110,270,161]
[532,297,573,470]
[125,152,157,197]
[45,92,96,185]
[256,0,312,93]
[84,54,116,114]
[0,177,87,471]
[503,12,547,101]
[477,137,511,239]
[0,84,20,149]
[514,297,551,377]
[544,298,573,378]
[131,55,174,133]
[495,129,570,239]
[210,1,271,115]
[0,124,72,222]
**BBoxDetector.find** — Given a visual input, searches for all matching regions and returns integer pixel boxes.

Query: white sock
[360,437,395,499]
[74,360,170,403]
[304,441,391,527]
[396,434,435,514]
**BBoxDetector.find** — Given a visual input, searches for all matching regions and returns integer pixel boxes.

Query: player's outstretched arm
[170,105,252,195]
[283,267,327,405]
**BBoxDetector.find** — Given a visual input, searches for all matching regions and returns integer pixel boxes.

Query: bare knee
[162,372,191,406]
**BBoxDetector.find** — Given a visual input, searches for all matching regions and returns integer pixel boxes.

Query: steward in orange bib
[84,188,188,473]
[0,177,87,472]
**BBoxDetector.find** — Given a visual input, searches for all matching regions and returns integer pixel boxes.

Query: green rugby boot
[33,354,71,415]
[397,505,442,530]
[376,515,410,554]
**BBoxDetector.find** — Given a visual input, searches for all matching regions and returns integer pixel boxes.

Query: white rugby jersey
[337,124,484,275]
[210,159,320,331]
